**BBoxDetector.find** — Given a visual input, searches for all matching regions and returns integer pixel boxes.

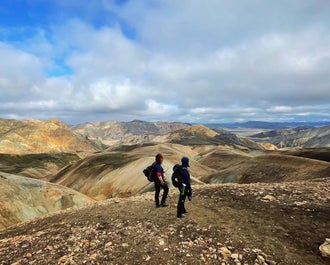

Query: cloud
[0,42,45,101]
[0,1,330,123]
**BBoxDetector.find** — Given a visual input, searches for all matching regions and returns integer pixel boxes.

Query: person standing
[154,153,169,208]
[177,156,192,218]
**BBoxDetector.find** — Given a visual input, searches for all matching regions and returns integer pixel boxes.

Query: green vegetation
[81,153,135,170]
[0,153,80,174]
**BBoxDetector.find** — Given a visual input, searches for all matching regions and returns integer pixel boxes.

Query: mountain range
[216,120,330,129]
[72,120,190,147]
[251,125,330,148]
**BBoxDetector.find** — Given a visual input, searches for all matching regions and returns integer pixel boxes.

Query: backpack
[143,163,156,182]
[171,164,183,188]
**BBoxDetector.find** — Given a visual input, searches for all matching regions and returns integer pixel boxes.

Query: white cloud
[0,43,44,91]
[1,1,330,123]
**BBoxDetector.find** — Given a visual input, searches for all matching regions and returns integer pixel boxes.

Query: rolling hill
[49,143,208,200]
[199,149,330,184]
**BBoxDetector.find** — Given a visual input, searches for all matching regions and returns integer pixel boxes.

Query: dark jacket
[182,167,191,191]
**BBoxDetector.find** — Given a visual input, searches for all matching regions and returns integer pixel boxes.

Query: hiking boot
[161,203,168,207]
[177,215,185,219]
[155,204,160,208]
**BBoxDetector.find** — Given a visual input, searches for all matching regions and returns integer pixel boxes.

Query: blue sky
[0,0,330,124]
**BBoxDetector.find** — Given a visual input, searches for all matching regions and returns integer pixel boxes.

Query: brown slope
[200,150,330,184]
[0,182,329,265]
[282,147,330,163]
[0,172,93,231]
[50,143,209,200]
[0,118,99,156]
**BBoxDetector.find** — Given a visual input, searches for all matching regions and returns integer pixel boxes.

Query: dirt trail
[0,181,329,265]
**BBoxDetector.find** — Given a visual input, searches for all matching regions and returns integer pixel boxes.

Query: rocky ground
[0,181,329,265]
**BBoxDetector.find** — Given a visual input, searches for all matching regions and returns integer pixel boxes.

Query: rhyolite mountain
[72,120,190,147]
[0,118,99,156]
[0,171,93,230]
[73,121,269,151]
[165,124,267,150]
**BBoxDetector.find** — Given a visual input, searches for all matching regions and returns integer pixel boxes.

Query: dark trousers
[177,186,187,217]
[154,181,169,206]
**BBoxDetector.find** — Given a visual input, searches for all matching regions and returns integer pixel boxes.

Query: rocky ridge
[0,181,329,265]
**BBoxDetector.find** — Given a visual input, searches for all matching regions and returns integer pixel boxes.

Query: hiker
[177,156,192,218]
[154,153,169,208]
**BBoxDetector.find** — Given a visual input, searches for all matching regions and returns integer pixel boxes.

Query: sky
[0,0,330,124]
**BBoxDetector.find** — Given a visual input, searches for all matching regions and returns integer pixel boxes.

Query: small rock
[46,245,53,251]
[220,247,231,259]
[231,253,239,260]
[294,201,307,206]
[257,254,265,263]
[319,238,330,258]
[59,255,68,263]
[159,239,165,246]
[262,195,276,201]
[145,256,151,261]
[25,253,33,259]
[122,243,129,247]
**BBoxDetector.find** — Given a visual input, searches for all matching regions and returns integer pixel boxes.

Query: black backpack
[171,164,183,188]
[143,163,156,182]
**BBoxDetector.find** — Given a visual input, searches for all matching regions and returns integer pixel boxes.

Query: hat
[181,156,190,167]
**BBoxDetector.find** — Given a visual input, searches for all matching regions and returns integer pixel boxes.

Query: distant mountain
[214,121,330,129]
[166,124,266,150]
[251,125,330,148]
[72,120,190,147]
[0,119,99,156]
[0,172,92,230]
